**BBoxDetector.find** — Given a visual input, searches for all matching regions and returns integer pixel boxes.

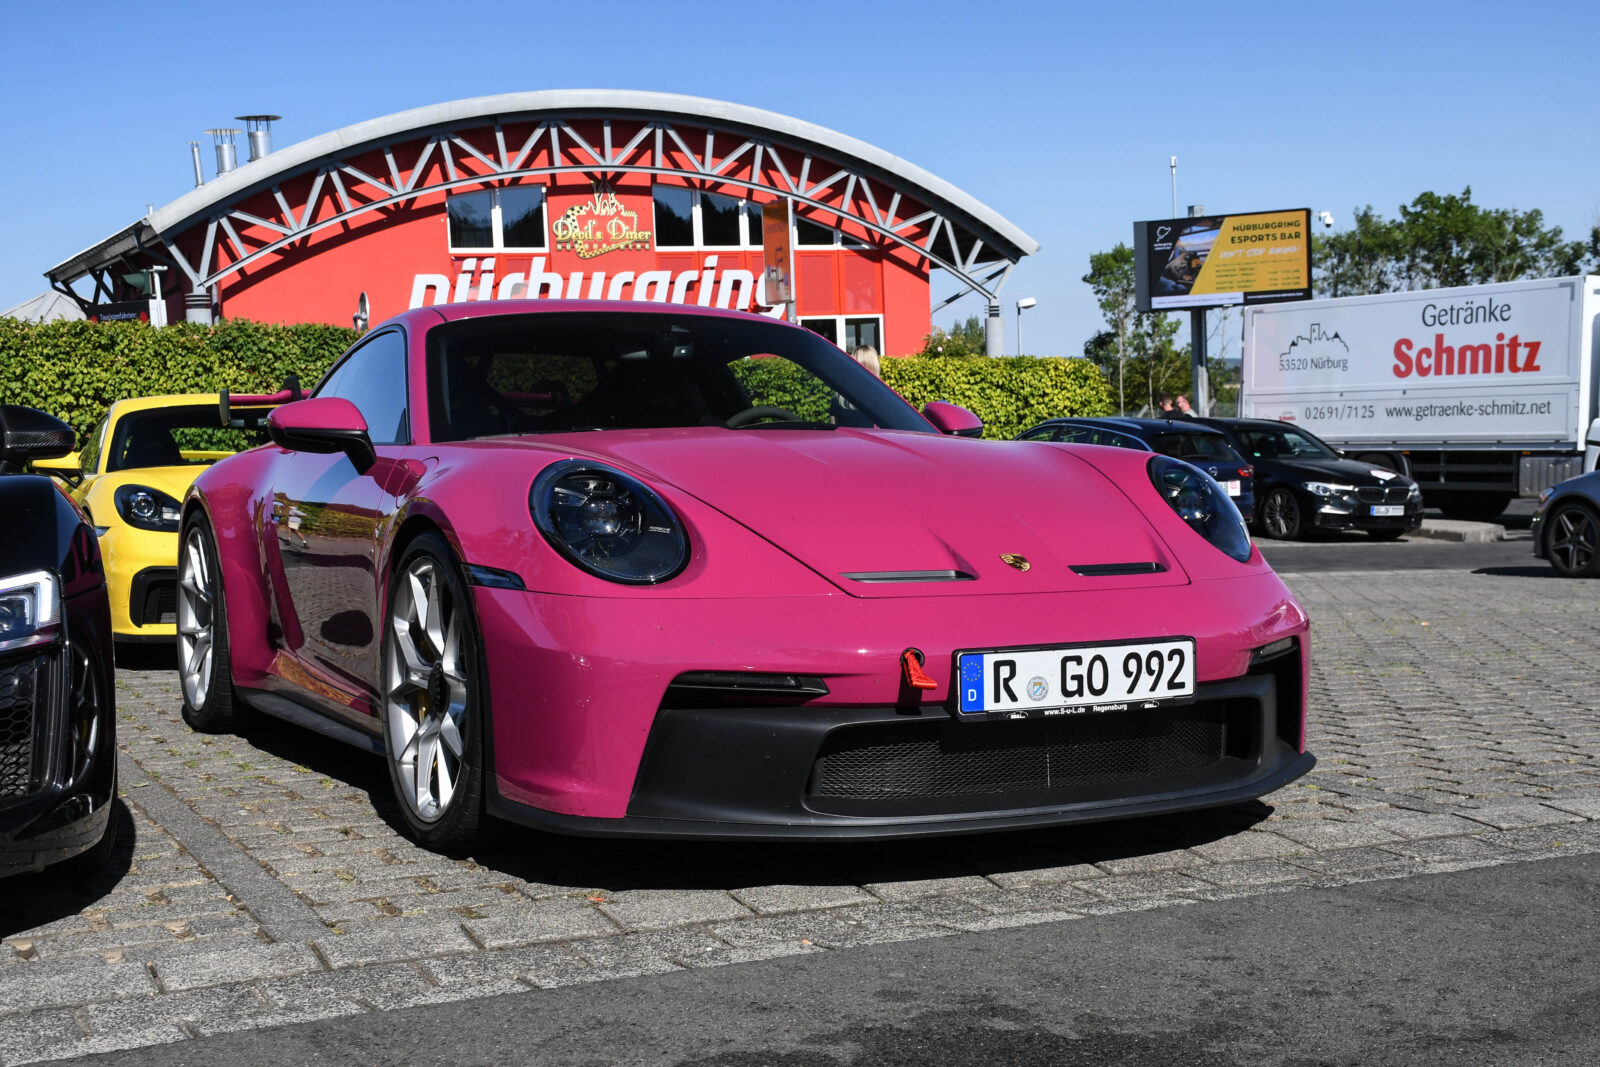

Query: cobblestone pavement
[4,564,1600,1064]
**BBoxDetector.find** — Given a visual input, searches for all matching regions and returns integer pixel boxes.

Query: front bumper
[99,523,178,639]
[0,644,117,876]
[473,567,1312,835]
[489,665,1313,840]
[1311,496,1424,532]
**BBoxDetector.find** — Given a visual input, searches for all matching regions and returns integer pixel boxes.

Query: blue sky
[4,0,1596,359]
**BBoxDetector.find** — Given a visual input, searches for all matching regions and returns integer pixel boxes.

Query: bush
[0,319,357,443]
[881,355,1111,439]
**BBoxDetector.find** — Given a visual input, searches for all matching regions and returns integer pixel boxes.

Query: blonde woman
[833,345,881,426]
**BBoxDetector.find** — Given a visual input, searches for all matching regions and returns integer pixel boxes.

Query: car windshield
[1148,431,1248,465]
[1235,425,1338,460]
[106,405,269,472]
[425,312,929,440]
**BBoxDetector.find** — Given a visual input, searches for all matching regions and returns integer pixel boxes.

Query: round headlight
[530,461,689,585]
[1147,455,1252,563]
[114,484,183,531]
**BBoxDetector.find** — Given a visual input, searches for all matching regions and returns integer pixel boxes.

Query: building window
[795,214,869,249]
[654,185,765,248]
[800,316,882,354]
[447,186,547,251]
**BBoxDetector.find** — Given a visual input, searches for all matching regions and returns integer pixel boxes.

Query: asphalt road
[1254,502,1542,575]
[66,850,1600,1066]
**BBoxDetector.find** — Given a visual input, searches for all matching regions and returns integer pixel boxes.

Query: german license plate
[956,638,1196,719]
[1370,504,1403,517]
[1225,480,1241,497]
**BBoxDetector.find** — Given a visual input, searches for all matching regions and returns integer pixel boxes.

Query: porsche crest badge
[1000,553,1031,572]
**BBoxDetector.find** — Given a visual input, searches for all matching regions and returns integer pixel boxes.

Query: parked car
[0,406,118,877]
[35,386,298,644]
[1531,470,1600,577]
[177,301,1314,851]
[1018,417,1255,523]
[1192,417,1424,541]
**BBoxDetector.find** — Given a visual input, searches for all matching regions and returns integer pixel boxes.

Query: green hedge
[0,319,1109,445]
[0,319,357,444]
[880,355,1112,439]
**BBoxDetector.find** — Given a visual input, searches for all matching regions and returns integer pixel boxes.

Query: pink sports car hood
[562,429,1192,597]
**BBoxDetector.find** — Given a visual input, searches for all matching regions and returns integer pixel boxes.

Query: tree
[1314,188,1595,297]
[1082,243,1189,412]
[1081,245,1138,412]
[918,314,987,358]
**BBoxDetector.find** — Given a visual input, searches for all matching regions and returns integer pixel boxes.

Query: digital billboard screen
[1134,208,1312,311]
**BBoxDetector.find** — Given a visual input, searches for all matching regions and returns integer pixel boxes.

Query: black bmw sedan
[1,406,118,877]
[1018,416,1256,523]
[1192,417,1424,541]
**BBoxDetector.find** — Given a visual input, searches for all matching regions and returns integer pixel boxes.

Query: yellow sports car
[37,385,298,643]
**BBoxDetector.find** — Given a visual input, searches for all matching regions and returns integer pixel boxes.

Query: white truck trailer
[1240,276,1600,520]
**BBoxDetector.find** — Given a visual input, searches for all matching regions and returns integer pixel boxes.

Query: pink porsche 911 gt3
[176,300,1313,850]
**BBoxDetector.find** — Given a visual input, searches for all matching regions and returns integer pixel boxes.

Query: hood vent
[1069,562,1167,577]
[840,570,976,583]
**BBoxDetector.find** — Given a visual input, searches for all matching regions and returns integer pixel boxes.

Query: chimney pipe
[236,114,281,162]
[190,142,205,186]
[206,128,242,176]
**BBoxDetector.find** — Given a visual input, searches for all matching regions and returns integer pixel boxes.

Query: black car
[1192,417,1423,541]
[1,406,118,877]
[1018,416,1256,523]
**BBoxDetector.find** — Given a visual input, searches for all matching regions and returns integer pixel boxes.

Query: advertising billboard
[1134,209,1312,311]
[1240,278,1590,447]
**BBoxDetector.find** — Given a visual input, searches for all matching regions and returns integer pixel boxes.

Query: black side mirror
[0,406,75,474]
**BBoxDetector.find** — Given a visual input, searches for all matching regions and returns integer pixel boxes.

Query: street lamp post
[1015,297,1036,356]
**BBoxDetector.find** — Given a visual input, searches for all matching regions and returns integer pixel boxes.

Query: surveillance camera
[1317,211,1335,229]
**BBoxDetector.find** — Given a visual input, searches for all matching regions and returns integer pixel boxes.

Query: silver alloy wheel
[177,526,215,709]
[385,556,469,823]
[1550,504,1599,574]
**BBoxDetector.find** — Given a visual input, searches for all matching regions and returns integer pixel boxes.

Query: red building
[47,91,1038,356]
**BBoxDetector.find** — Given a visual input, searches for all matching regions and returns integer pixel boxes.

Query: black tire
[1438,492,1512,522]
[1260,487,1304,540]
[56,639,118,878]
[54,793,118,879]
[1546,501,1600,578]
[380,532,491,851]
[177,512,245,732]
[1367,529,1406,541]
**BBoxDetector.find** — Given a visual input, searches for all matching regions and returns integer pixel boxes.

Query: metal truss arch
[48,92,1039,318]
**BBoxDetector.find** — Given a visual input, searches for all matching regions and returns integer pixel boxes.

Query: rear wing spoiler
[219,374,305,429]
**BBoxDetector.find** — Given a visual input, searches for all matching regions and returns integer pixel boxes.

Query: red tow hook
[901,648,938,690]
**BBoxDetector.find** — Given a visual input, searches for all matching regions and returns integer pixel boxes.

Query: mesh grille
[141,581,177,625]
[0,657,40,797]
[1357,486,1409,504]
[811,707,1228,801]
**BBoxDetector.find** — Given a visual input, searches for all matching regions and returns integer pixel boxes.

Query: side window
[79,416,107,473]
[1102,432,1146,450]
[1055,426,1093,444]
[1018,426,1056,442]
[317,329,409,445]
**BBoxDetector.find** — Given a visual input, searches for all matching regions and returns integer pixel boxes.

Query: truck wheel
[1546,501,1600,578]
[1438,493,1512,522]
[1261,488,1303,540]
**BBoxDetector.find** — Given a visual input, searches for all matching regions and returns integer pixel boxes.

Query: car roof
[1192,417,1299,430]
[1038,416,1229,437]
